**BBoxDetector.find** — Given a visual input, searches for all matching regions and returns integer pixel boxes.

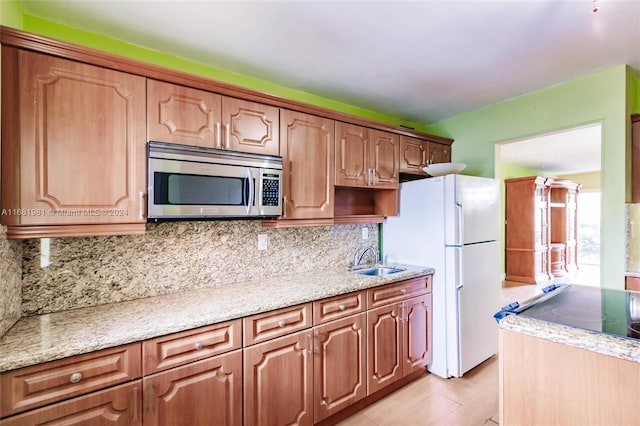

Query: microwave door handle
[245,169,254,214]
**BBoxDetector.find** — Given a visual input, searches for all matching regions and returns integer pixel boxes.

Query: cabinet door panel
[143,350,242,426]
[244,330,313,426]
[1,381,142,426]
[367,304,403,394]
[223,97,279,155]
[400,136,428,174]
[15,51,146,225]
[280,110,334,219]
[335,122,368,187]
[428,143,450,165]
[147,79,221,148]
[404,294,433,375]
[369,130,399,188]
[313,313,366,422]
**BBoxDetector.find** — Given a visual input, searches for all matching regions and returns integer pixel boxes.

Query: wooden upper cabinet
[0,48,146,237]
[147,79,221,148]
[336,122,368,186]
[223,97,279,155]
[400,136,428,174]
[280,109,335,220]
[336,123,398,188]
[369,129,399,188]
[428,142,450,165]
[147,80,279,155]
[400,136,451,175]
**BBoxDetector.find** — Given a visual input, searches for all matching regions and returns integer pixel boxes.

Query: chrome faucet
[353,244,379,267]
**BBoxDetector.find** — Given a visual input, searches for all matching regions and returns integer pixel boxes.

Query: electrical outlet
[258,234,268,250]
[362,227,369,240]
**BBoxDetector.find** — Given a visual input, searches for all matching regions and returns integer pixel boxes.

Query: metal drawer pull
[338,304,346,311]
[400,288,407,294]
[69,372,83,383]
[194,342,203,350]
[278,320,286,328]
[138,192,145,220]
[132,387,139,422]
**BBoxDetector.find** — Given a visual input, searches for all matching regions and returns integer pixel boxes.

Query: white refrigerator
[382,174,501,378]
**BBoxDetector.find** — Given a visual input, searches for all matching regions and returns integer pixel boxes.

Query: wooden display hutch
[505,176,581,284]
[549,179,581,274]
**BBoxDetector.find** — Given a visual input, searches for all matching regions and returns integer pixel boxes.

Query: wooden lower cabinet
[367,294,432,395]
[244,329,314,426]
[404,294,433,374]
[313,313,366,423]
[367,303,404,394]
[143,349,242,426]
[1,381,142,425]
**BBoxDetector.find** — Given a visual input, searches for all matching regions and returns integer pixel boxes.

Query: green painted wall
[0,0,23,29]
[556,171,601,192]
[425,66,629,289]
[499,164,543,181]
[0,9,428,133]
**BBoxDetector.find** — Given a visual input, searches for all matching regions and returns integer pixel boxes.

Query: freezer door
[446,241,500,377]
[444,175,501,246]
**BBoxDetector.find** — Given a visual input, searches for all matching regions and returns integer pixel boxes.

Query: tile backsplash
[0,225,22,336]
[21,221,378,316]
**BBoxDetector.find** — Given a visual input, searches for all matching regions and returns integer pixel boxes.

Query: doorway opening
[495,122,602,287]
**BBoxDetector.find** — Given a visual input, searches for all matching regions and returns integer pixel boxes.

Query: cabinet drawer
[367,276,432,309]
[313,291,364,325]
[243,303,312,346]
[1,380,142,425]
[143,319,241,375]
[0,343,141,417]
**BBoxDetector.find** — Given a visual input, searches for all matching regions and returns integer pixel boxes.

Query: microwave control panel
[261,176,280,207]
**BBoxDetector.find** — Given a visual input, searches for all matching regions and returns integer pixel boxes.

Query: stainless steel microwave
[147,141,283,220]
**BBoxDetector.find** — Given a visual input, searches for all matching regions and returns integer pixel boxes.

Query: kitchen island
[497,285,640,426]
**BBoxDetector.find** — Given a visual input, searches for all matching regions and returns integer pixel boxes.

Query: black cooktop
[517,284,640,341]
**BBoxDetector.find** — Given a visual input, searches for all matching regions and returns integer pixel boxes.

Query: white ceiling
[499,123,602,175]
[16,0,639,174]
[19,0,640,124]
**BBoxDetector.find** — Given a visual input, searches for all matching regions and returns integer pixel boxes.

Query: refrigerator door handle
[455,246,463,289]
[454,202,463,247]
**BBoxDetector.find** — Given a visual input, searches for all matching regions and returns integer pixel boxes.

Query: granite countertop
[0,264,433,373]
[498,314,640,363]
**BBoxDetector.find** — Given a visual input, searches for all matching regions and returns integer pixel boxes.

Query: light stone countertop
[0,264,433,372]
[499,314,640,363]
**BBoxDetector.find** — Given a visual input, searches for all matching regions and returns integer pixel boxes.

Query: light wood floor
[337,270,602,426]
[336,356,499,426]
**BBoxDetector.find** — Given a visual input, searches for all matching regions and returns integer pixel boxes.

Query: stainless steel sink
[352,266,404,276]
